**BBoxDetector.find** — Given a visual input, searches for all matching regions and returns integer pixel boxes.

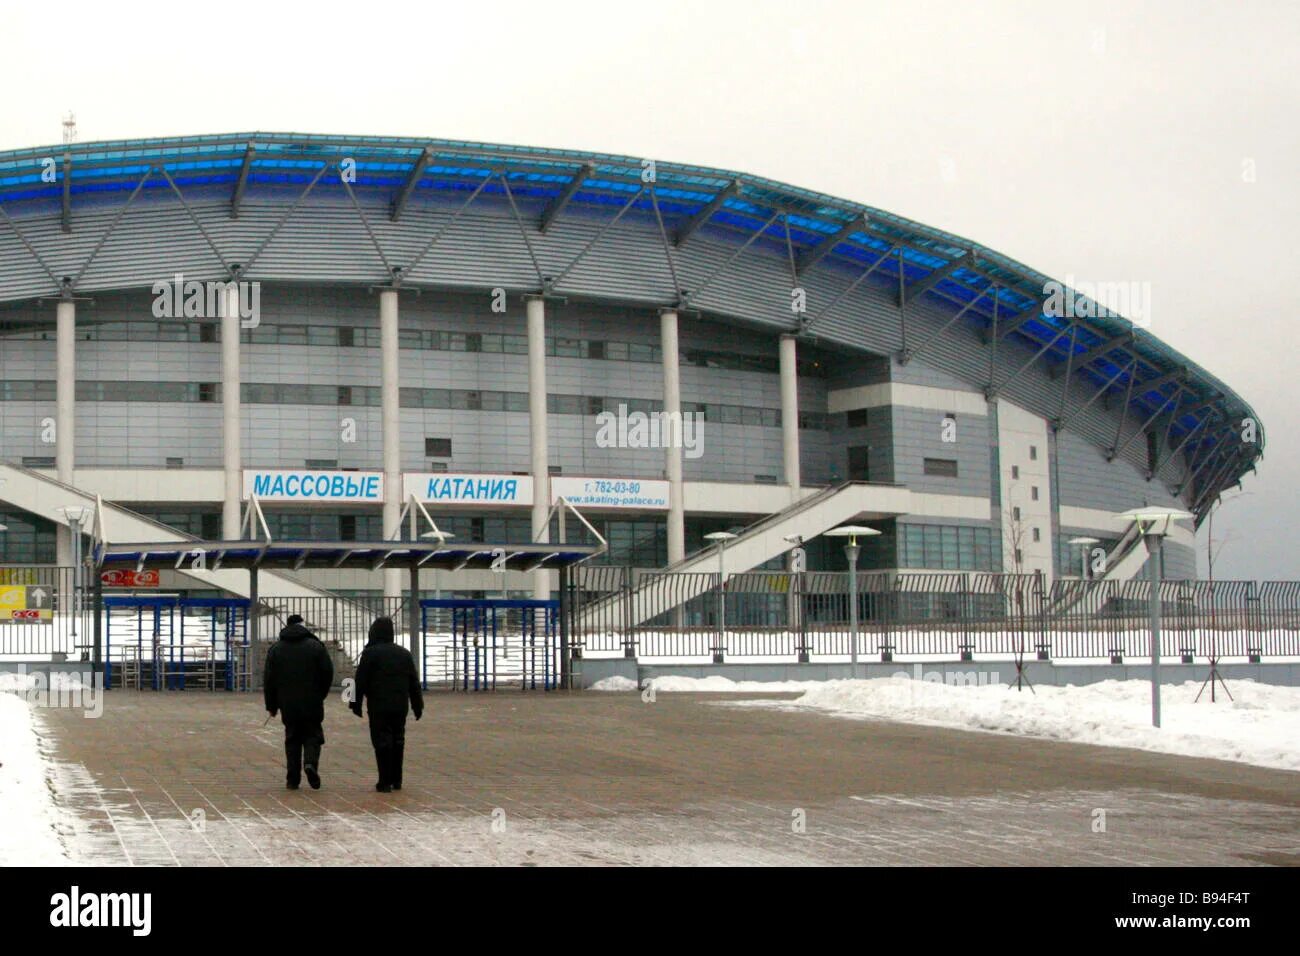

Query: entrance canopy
[94,540,602,574]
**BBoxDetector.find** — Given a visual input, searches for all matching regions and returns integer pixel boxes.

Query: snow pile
[0,692,69,864]
[589,675,639,692]
[0,671,92,693]
[598,672,1300,771]
[760,677,1300,772]
[591,674,818,693]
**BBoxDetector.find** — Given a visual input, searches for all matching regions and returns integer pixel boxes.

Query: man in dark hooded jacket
[264,614,334,790]
[351,616,423,792]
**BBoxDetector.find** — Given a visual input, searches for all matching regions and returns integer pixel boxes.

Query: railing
[261,595,408,663]
[0,567,87,659]
[5,566,1300,668]
[570,568,1300,663]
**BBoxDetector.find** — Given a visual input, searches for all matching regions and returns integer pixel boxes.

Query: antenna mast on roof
[62,112,77,145]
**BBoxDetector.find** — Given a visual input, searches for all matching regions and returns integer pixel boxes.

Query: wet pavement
[33,690,1300,866]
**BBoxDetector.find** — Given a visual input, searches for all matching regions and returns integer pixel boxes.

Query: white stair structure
[1043,520,1164,619]
[0,461,330,599]
[1099,520,1149,582]
[580,481,902,628]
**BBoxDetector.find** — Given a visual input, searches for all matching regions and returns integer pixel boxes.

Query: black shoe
[376,782,392,793]
[305,766,321,790]
[287,781,300,791]
[392,783,401,791]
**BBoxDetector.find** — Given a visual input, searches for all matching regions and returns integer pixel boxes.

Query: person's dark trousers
[368,711,408,788]
[284,721,324,786]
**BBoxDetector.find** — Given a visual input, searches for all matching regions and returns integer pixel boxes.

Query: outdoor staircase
[0,460,333,600]
[578,481,886,629]
[1099,520,1148,582]
[1043,520,1149,618]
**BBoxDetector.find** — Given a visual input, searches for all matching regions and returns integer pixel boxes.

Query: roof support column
[527,295,551,599]
[55,298,76,568]
[247,566,259,691]
[380,289,403,600]
[409,561,422,687]
[780,334,801,501]
[661,309,685,565]
[221,284,242,541]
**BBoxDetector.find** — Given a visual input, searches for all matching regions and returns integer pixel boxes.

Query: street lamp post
[418,530,455,677]
[703,531,737,664]
[824,525,881,678]
[1068,536,1101,580]
[56,505,91,642]
[1113,506,1193,728]
[783,534,808,662]
[419,530,455,602]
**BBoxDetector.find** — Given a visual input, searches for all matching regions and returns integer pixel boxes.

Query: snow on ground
[596,674,1300,773]
[589,675,640,692]
[779,678,1300,772]
[591,674,818,693]
[0,672,91,692]
[0,692,70,864]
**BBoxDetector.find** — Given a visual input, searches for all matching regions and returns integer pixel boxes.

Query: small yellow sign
[0,585,54,624]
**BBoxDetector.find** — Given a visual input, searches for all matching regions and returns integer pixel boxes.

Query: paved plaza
[33,690,1300,866]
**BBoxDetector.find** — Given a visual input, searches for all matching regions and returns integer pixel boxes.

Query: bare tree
[1001,483,1035,692]
[1205,490,1251,630]
[1002,485,1027,576]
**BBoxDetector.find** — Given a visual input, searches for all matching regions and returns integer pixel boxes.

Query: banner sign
[243,470,384,503]
[550,476,670,510]
[100,569,160,589]
[402,473,534,506]
[0,585,53,625]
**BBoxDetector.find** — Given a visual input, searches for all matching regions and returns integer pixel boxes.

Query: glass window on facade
[899,522,1000,571]
[923,457,959,478]
[848,445,871,481]
[0,511,59,563]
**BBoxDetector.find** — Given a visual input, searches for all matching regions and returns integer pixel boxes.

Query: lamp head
[1113,507,1193,539]
[56,505,90,525]
[823,524,881,546]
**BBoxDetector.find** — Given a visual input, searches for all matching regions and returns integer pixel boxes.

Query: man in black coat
[350,616,423,793]
[264,614,334,790]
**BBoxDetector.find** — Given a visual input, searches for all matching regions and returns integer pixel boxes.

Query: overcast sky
[2,0,1295,579]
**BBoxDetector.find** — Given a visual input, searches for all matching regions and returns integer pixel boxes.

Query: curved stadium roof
[0,132,1262,524]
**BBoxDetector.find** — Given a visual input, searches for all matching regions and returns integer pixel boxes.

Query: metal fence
[570,567,1300,663]
[0,567,88,659]
[254,594,408,663]
[4,566,1299,671]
